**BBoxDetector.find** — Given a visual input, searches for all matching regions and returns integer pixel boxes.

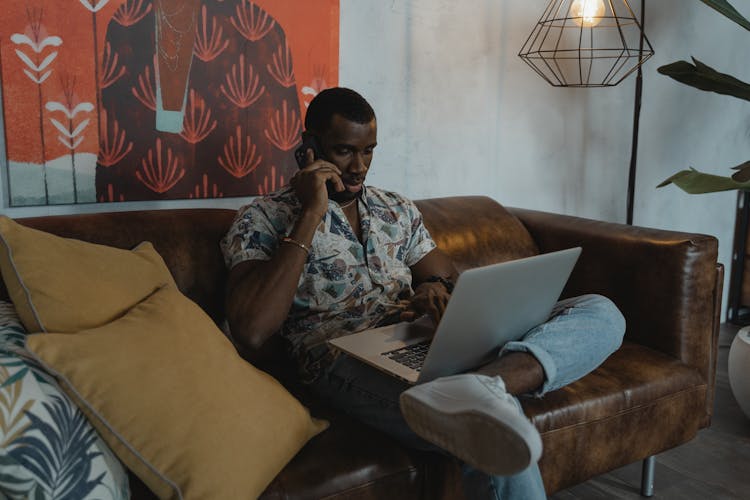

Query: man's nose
[351,152,367,172]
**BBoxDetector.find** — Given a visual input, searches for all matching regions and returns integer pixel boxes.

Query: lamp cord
[627,0,646,225]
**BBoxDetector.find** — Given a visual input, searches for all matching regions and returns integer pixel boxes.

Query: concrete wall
[1,0,747,316]
[344,0,747,319]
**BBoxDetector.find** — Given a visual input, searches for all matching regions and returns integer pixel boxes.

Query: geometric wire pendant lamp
[519,0,654,87]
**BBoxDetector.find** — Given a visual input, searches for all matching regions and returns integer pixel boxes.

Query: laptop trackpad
[328,315,434,357]
[382,314,435,343]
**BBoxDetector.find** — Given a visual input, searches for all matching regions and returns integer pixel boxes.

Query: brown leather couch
[10,195,723,498]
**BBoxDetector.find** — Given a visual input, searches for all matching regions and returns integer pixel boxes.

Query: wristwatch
[424,275,455,293]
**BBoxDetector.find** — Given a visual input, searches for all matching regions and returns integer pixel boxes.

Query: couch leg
[640,455,655,497]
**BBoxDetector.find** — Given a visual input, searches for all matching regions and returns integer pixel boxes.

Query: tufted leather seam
[537,383,706,436]
[317,465,421,499]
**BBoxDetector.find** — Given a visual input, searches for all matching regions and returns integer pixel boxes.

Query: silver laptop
[328,247,581,384]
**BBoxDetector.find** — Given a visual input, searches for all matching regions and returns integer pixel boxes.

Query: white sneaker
[399,374,542,476]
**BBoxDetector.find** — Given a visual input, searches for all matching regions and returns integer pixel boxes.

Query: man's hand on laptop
[400,281,450,325]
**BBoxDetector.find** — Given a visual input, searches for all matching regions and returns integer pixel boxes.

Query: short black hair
[304,87,375,134]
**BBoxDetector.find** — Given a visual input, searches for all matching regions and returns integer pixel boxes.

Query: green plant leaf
[699,0,750,31]
[657,58,750,102]
[656,1,750,195]
[657,167,750,193]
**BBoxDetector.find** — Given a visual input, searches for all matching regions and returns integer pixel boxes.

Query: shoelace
[477,375,515,404]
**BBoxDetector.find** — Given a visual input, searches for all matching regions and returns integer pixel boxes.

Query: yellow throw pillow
[26,285,327,500]
[0,215,175,333]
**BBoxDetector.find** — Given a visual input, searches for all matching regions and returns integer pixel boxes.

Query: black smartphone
[294,134,324,169]
[294,134,347,201]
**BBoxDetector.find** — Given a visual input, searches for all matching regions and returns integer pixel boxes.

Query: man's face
[319,114,377,202]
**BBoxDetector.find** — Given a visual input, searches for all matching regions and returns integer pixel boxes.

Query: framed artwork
[0,0,339,206]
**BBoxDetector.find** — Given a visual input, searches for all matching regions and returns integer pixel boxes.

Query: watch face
[426,276,454,293]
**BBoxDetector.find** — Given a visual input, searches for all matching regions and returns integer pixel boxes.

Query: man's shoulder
[237,186,298,215]
[366,186,417,209]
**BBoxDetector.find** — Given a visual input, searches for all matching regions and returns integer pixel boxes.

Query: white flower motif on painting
[13,51,57,84]
[46,101,94,149]
[11,25,62,84]
[78,0,111,13]
[10,32,62,53]
[46,101,95,119]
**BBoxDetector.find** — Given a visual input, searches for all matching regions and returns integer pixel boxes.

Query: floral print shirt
[221,185,437,382]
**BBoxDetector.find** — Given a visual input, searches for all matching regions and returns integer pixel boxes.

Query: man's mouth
[343,178,364,193]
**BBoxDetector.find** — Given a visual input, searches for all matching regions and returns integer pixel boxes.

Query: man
[221,87,625,499]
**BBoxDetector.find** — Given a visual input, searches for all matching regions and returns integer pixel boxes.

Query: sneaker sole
[400,391,536,476]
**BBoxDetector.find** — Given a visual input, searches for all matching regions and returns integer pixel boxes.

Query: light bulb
[570,0,606,27]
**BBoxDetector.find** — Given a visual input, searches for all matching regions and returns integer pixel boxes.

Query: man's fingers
[307,165,344,192]
[434,294,447,319]
[403,285,451,326]
[400,310,417,322]
[296,163,345,192]
[416,289,449,324]
[305,148,315,166]
[326,171,346,193]
[427,300,443,324]
[300,160,342,176]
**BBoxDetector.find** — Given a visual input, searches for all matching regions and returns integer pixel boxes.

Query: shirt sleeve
[220,202,281,269]
[403,197,437,267]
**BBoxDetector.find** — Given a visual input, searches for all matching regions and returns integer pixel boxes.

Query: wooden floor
[550,324,750,500]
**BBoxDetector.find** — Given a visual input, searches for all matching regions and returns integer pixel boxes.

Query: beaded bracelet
[280,236,310,255]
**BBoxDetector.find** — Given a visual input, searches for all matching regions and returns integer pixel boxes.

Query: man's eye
[334,148,351,155]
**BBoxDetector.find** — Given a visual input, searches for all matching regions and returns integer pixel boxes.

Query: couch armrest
[507,208,723,421]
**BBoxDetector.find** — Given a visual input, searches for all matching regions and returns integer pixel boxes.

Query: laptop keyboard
[382,340,431,371]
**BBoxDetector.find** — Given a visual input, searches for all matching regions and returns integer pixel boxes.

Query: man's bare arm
[401,248,459,323]
[225,211,322,350]
[226,152,345,350]
[410,247,458,286]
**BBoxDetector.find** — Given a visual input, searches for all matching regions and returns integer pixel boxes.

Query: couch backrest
[4,209,236,325]
[416,196,539,272]
[5,196,538,325]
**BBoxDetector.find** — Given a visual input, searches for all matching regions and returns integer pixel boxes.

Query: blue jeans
[309,294,626,500]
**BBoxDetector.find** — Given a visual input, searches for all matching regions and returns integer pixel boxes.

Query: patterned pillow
[0,301,130,499]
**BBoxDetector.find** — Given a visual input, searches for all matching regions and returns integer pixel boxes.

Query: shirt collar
[360,185,371,210]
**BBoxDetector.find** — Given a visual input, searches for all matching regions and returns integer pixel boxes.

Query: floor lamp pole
[627,0,646,226]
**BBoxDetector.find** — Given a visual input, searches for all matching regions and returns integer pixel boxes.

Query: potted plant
[659,1,750,419]
[657,0,750,193]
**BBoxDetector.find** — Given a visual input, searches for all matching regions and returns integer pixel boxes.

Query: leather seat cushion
[259,410,425,499]
[522,341,707,493]
[522,342,705,432]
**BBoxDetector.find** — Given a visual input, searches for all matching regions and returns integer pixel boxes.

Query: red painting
[0,0,340,206]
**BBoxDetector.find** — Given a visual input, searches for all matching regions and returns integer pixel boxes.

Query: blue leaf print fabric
[221,185,437,382]
[9,397,103,499]
[0,302,130,500]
